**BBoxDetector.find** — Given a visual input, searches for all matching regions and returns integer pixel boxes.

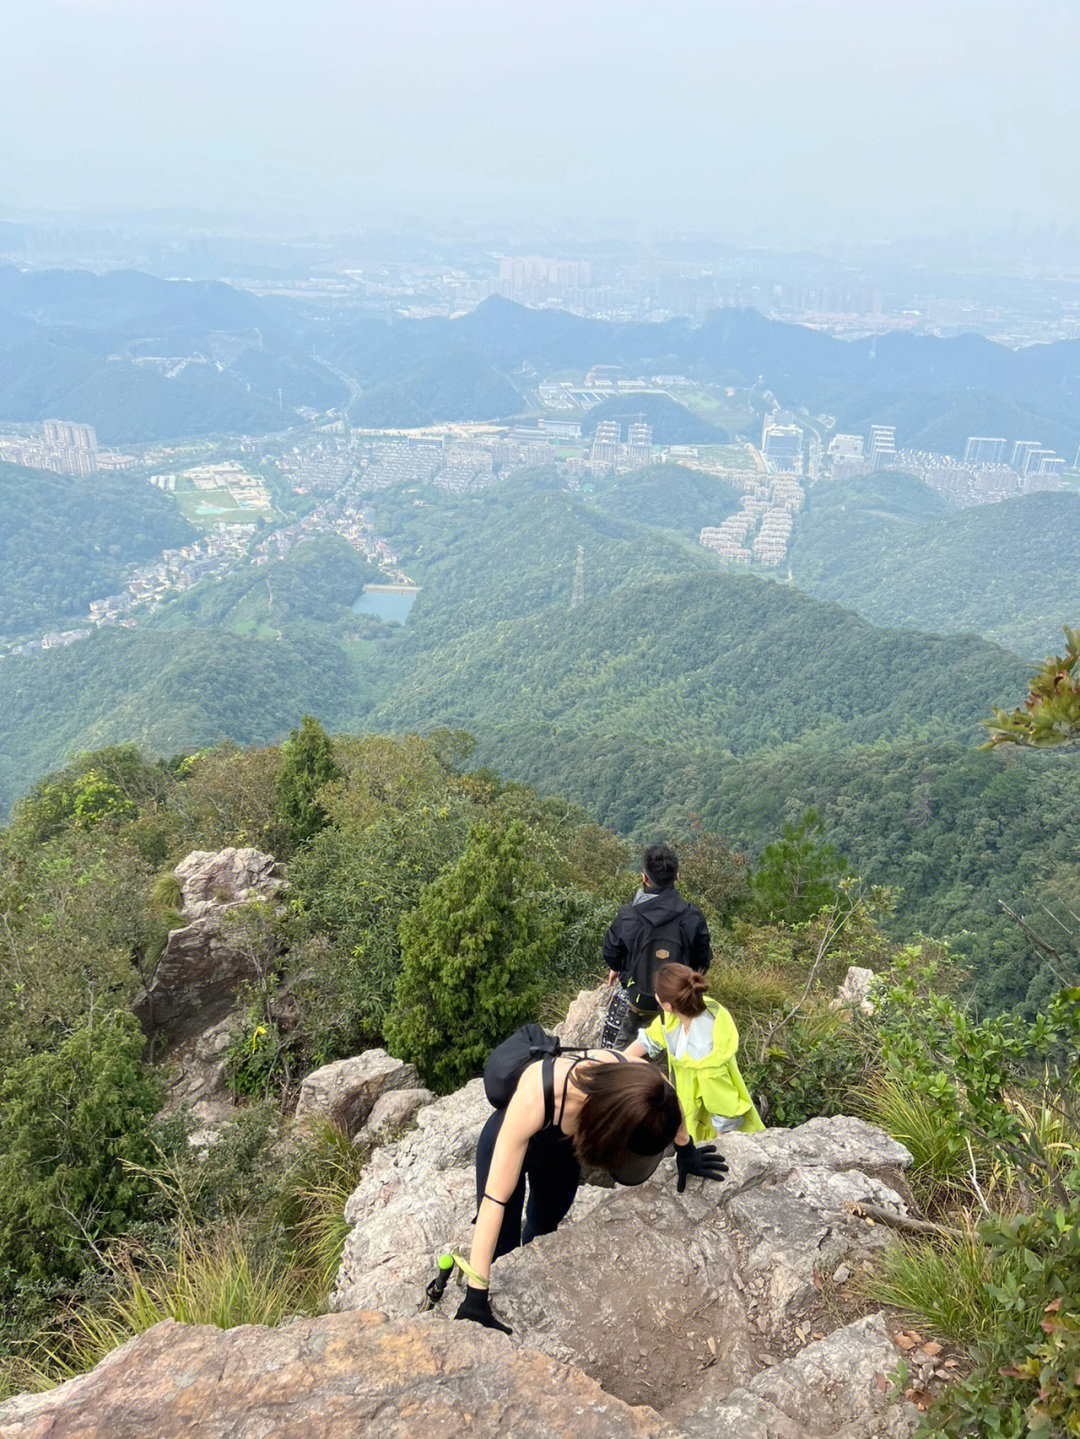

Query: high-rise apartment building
[590,420,621,469]
[1024,448,1058,476]
[963,436,1006,465]
[868,425,896,470]
[1011,441,1042,473]
[43,420,97,453]
[625,421,653,468]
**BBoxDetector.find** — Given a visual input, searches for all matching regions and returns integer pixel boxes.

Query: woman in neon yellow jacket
[625,963,764,1140]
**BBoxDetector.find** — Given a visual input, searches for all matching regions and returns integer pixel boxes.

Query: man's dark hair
[642,843,678,889]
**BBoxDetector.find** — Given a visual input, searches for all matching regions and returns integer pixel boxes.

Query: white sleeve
[637,1026,663,1058]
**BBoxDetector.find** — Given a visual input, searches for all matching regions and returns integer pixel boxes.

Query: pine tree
[385,820,555,1090]
[274,715,339,850]
[751,808,847,925]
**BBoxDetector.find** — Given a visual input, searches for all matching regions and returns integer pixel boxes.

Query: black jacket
[601,887,712,1012]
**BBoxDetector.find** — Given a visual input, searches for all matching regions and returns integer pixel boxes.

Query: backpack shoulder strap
[541,1052,556,1129]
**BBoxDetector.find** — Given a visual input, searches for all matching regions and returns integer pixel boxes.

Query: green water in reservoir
[351,587,420,624]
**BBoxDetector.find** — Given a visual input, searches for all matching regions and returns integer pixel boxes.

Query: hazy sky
[4,0,1078,248]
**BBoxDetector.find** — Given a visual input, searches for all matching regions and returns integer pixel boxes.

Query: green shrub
[225,1017,291,1100]
[385,820,554,1091]
[278,1120,374,1295]
[0,1013,161,1289]
[859,1076,975,1206]
[742,1010,869,1127]
[750,809,847,925]
[142,1102,282,1233]
[904,1193,1080,1439]
[275,715,340,852]
[707,960,793,1038]
[19,1229,317,1390]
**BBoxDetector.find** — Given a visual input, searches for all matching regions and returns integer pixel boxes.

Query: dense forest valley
[4,457,1079,1013]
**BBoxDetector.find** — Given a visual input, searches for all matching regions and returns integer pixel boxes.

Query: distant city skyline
[4,0,1078,258]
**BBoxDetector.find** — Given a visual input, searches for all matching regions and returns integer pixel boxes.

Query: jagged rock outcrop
[159,1013,242,1111]
[0,1312,674,1439]
[677,1313,918,1438]
[173,848,282,917]
[0,981,923,1436]
[133,848,282,1044]
[295,1049,423,1138]
[333,1082,916,1426]
[555,981,611,1047]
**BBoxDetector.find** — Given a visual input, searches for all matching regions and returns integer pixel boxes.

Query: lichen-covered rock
[295,1049,421,1138]
[173,847,282,918]
[0,1312,675,1439]
[159,1013,242,1111]
[554,982,610,1048]
[334,1079,915,1422]
[356,1086,435,1143]
[332,1079,493,1314]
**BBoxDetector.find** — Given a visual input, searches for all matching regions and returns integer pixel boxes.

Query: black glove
[454,1285,512,1334]
[675,1138,729,1193]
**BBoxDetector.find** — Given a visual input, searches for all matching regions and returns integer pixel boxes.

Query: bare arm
[466,1069,541,1288]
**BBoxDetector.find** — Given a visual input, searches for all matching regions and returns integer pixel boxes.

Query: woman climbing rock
[454,1037,728,1332]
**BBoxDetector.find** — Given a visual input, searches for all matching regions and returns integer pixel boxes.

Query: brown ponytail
[653,962,708,1017]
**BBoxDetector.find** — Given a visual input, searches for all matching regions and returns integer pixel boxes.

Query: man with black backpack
[600,843,711,1050]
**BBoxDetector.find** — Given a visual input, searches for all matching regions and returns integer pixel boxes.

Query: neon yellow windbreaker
[644,998,764,1141]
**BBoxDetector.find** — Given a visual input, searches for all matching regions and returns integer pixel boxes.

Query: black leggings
[475,1107,581,1259]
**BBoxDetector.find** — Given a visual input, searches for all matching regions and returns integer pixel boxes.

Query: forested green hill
[377,566,1029,752]
[0,627,364,812]
[789,476,1080,656]
[0,536,381,814]
[0,462,196,637]
[371,466,737,647]
[0,462,1067,1013]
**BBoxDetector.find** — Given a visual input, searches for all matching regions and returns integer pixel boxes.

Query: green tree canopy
[385,819,555,1090]
[750,809,847,925]
[0,1012,160,1287]
[274,715,340,851]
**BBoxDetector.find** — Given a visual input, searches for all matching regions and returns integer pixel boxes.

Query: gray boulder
[678,1313,918,1438]
[295,1049,421,1138]
[830,965,879,1015]
[355,1086,436,1143]
[555,981,611,1048]
[333,1077,915,1427]
[173,847,282,917]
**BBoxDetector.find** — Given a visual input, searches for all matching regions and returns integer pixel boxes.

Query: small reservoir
[352,583,421,625]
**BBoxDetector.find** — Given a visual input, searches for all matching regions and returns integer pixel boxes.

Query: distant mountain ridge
[789,475,1080,656]
[2,268,1078,452]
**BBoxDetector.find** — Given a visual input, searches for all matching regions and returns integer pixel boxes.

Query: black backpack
[483,1024,598,1128]
[625,911,686,1009]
